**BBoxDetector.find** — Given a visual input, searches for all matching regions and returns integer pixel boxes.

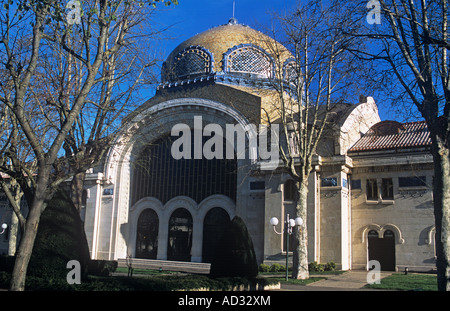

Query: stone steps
[117,258,211,274]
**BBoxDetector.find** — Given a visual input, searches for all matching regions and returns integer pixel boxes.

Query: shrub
[308,261,325,272]
[269,263,286,272]
[259,264,270,273]
[325,261,337,271]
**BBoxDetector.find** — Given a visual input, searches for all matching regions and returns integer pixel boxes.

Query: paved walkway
[275,270,394,291]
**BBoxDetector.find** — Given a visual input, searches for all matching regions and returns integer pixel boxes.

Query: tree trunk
[71,171,86,214]
[8,212,19,256]
[292,181,309,279]
[9,167,51,291]
[9,200,45,291]
[431,139,450,291]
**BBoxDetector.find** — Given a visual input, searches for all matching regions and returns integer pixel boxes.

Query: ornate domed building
[85,19,301,263]
[31,19,435,273]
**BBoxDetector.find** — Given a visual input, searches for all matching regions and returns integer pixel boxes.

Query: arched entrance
[136,209,159,259]
[368,230,396,271]
[168,208,193,261]
[202,207,231,263]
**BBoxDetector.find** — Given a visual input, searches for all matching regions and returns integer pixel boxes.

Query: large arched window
[202,207,231,263]
[136,209,159,259]
[168,208,193,261]
[131,133,237,205]
[224,44,273,78]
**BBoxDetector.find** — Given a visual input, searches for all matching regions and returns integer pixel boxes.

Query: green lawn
[365,273,438,291]
[261,270,343,286]
[264,271,438,291]
[271,276,327,285]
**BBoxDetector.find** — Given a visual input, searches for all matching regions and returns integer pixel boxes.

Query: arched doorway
[368,229,396,271]
[202,207,231,263]
[136,209,159,259]
[168,208,193,261]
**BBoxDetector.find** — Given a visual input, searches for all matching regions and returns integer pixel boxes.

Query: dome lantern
[228,17,238,25]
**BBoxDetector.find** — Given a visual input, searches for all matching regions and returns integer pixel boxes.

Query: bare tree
[347,0,450,291]
[40,3,168,213]
[0,0,177,291]
[263,1,367,279]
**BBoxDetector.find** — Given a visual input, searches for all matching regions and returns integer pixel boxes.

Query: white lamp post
[0,223,7,234]
[269,214,303,281]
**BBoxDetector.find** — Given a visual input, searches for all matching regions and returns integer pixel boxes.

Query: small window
[321,177,337,187]
[342,178,348,188]
[82,189,88,206]
[103,188,113,196]
[250,181,265,191]
[398,176,426,187]
[366,179,378,201]
[351,179,361,190]
[381,178,394,200]
[284,179,296,201]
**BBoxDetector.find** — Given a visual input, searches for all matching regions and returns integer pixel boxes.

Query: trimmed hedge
[259,261,338,273]
[209,216,258,278]
[309,261,337,272]
[28,189,91,280]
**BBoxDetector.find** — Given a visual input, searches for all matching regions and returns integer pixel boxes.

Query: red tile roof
[348,120,431,152]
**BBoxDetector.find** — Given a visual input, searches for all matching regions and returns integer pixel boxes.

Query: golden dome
[161,21,293,84]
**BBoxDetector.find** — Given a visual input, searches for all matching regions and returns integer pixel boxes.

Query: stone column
[157,220,168,260]
[191,218,203,262]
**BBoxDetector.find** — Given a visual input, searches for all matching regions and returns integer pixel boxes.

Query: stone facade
[349,154,435,271]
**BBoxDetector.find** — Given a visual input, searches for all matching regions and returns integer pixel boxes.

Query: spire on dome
[228,0,238,25]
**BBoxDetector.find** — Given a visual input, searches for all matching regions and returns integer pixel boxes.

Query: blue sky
[152,0,394,121]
